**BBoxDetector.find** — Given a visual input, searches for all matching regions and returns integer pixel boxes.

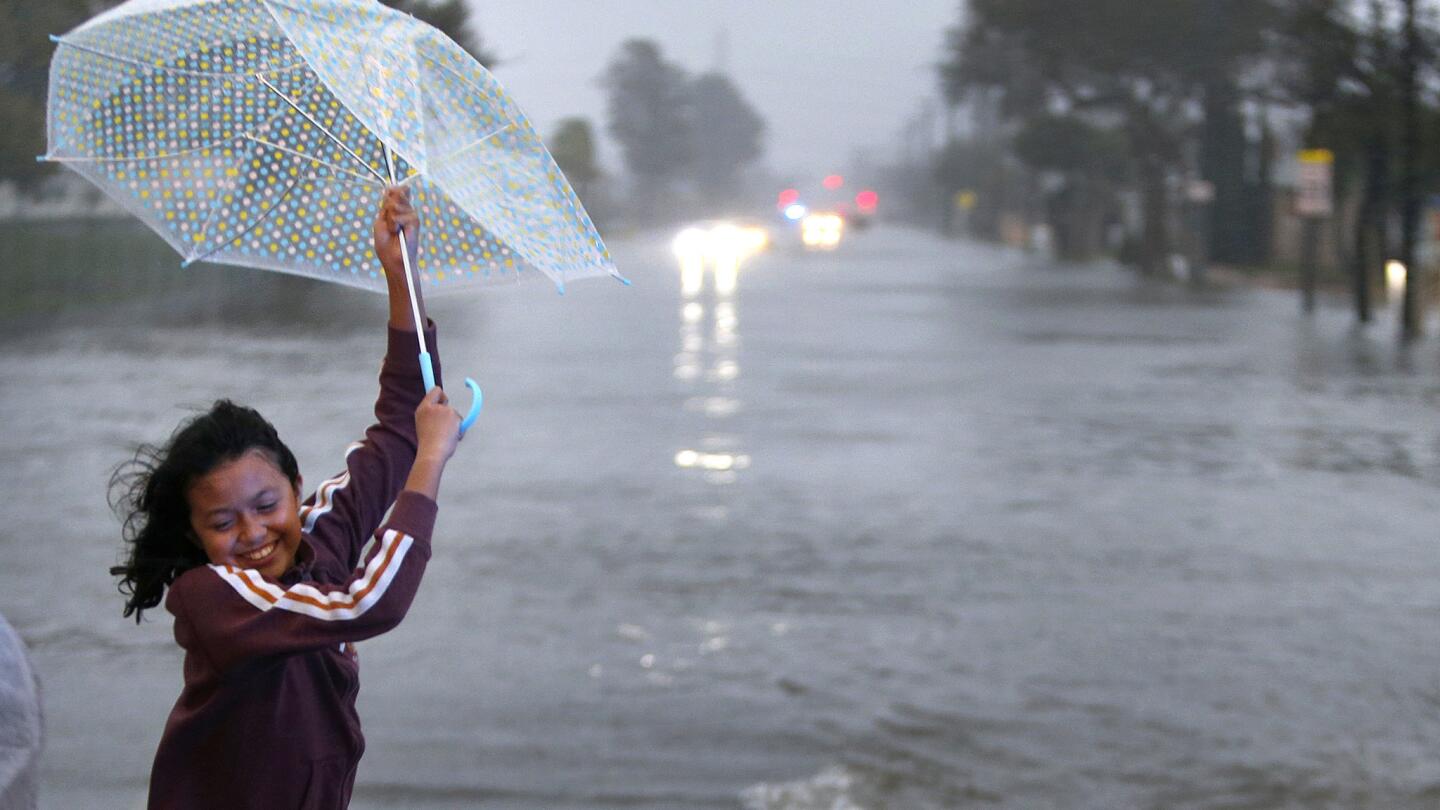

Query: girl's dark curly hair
[109,400,299,622]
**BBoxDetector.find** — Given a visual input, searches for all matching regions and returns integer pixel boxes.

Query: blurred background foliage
[914,0,1440,333]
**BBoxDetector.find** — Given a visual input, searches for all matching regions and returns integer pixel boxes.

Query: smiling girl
[110,186,462,809]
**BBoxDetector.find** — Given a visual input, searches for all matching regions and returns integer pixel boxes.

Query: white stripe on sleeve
[208,530,414,622]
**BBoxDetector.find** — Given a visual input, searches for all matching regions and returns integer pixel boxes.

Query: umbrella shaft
[383,144,432,391]
[398,227,431,380]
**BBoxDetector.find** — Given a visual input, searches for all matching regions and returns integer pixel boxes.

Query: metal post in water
[1300,217,1319,314]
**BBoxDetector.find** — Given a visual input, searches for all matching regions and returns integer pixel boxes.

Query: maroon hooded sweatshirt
[147,325,442,810]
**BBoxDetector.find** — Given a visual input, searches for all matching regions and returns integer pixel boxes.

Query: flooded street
[6,222,1440,808]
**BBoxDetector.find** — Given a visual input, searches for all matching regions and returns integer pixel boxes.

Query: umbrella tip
[555,282,566,296]
[34,155,47,163]
[181,258,195,268]
[48,34,61,43]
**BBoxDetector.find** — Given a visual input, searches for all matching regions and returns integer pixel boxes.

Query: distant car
[800,212,844,250]
[671,219,772,296]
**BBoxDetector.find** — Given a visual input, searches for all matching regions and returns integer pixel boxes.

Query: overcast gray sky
[471,0,959,182]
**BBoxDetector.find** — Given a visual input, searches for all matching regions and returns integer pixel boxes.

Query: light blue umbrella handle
[460,378,483,436]
[417,351,482,435]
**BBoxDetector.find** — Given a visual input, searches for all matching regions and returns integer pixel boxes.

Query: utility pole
[1296,149,1335,313]
[1350,0,1391,326]
[1400,0,1422,339]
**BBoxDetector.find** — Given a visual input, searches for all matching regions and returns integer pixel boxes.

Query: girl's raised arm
[373,185,426,332]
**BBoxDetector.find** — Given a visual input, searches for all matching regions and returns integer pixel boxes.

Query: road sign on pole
[1296,149,1334,218]
[1295,148,1334,314]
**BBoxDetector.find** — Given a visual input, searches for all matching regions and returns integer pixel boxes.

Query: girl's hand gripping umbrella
[374,180,482,435]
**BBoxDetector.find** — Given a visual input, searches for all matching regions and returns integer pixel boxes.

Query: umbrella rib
[40,100,300,165]
[256,72,389,185]
[418,51,507,115]
[42,136,247,164]
[243,135,382,185]
[397,123,515,188]
[182,170,305,267]
[50,35,307,78]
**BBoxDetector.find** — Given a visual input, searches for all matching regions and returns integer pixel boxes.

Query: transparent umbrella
[41,0,628,430]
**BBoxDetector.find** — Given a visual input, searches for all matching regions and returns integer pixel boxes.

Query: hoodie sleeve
[300,322,442,569]
[167,491,436,674]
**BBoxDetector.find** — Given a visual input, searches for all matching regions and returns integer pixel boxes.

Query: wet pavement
[5,223,1440,808]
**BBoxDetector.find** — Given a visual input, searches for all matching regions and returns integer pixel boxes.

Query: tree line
[551,38,766,225]
[2,4,766,228]
[932,0,1440,335]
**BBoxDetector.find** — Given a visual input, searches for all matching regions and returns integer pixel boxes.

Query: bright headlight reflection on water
[672,223,752,485]
[714,301,737,348]
[674,449,751,472]
[674,231,707,296]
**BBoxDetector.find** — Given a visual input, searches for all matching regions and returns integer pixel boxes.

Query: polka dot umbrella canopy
[41,0,624,296]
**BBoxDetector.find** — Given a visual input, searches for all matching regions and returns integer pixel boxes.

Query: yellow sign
[1296,150,1334,217]
[954,190,977,211]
